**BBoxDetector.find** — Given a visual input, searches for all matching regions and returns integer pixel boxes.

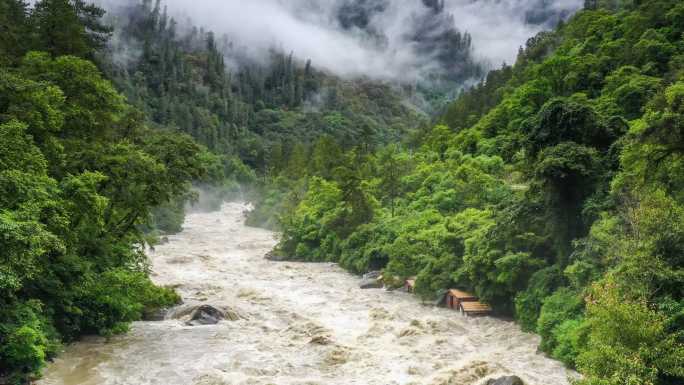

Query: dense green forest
[102,0,428,172]
[0,0,225,382]
[1,0,684,384]
[96,0,438,227]
[267,0,684,384]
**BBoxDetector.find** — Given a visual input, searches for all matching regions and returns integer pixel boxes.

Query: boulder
[362,271,382,280]
[359,277,383,289]
[486,376,525,385]
[186,305,224,326]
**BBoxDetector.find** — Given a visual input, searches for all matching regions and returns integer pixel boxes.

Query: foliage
[576,281,684,385]
[266,2,684,384]
[0,2,207,381]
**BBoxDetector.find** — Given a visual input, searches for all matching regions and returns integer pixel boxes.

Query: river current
[39,202,575,385]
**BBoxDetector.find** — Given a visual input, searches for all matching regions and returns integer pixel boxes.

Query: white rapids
[38,202,575,385]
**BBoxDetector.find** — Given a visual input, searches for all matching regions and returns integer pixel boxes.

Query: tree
[376,144,410,217]
[637,82,684,169]
[71,0,112,50]
[532,142,601,258]
[284,142,308,180]
[32,0,92,58]
[310,135,342,179]
[18,52,125,140]
[330,150,374,237]
[577,280,684,385]
[524,98,614,158]
[0,0,30,65]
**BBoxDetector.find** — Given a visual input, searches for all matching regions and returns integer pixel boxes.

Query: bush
[0,301,59,383]
[551,318,588,367]
[76,269,180,336]
[536,288,584,361]
[514,266,564,332]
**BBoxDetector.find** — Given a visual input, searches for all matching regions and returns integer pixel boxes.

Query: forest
[1,0,683,384]
[267,1,684,384]
[0,0,220,382]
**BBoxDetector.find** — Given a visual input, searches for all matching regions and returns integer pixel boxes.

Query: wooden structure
[445,289,492,316]
[446,289,478,310]
[404,277,416,293]
[460,301,492,316]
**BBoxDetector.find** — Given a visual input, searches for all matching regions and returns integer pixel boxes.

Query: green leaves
[525,98,614,157]
[0,42,205,384]
[0,121,48,174]
[0,300,58,380]
[576,281,684,385]
[534,142,599,184]
[0,70,65,140]
[31,0,98,58]
[74,269,179,336]
[20,52,125,139]
[536,288,585,363]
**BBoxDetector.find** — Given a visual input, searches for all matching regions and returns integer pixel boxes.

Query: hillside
[100,0,429,171]
[271,1,684,384]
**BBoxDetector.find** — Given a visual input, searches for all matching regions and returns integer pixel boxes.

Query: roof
[448,289,477,300]
[461,301,492,313]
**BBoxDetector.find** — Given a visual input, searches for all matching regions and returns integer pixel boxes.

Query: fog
[99,0,583,81]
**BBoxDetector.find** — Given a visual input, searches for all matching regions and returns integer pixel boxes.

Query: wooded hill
[269,1,684,384]
[101,0,430,174]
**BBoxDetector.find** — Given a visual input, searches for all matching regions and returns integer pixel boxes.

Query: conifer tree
[0,0,30,64]
[32,0,91,58]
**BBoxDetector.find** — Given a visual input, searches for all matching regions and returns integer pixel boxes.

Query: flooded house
[445,289,492,316]
[446,289,477,309]
[460,301,493,316]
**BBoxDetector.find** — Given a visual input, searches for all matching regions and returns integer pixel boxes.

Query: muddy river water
[39,202,575,385]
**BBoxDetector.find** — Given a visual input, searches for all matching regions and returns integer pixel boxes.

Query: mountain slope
[271,1,684,384]
[100,0,428,174]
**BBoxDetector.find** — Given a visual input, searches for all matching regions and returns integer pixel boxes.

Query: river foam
[38,202,575,385]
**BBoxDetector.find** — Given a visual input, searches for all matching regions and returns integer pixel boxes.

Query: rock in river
[486,375,525,385]
[359,277,383,289]
[186,305,225,326]
[363,271,382,280]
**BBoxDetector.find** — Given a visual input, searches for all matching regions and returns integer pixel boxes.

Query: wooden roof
[461,301,492,313]
[448,289,477,299]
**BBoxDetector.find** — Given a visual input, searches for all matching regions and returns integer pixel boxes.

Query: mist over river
[39,202,575,385]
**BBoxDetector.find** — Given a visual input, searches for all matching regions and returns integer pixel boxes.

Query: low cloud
[98,0,583,81]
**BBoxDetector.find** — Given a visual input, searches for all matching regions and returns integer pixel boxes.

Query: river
[38,202,575,385]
